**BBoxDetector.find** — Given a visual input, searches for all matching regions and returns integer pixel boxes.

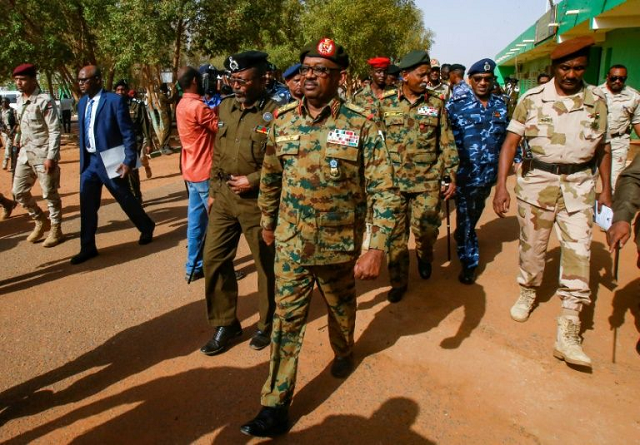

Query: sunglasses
[609,75,627,82]
[470,75,494,84]
[228,76,258,86]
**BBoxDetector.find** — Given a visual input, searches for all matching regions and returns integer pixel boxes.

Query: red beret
[13,63,37,77]
[367,57,391,69]
[550,36,595,61]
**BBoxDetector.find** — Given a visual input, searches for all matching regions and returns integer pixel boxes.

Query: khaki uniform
[12,88,62,224]
[2,107,16,166]
[612,154,640,249]
[202,95,277,333]
[378,88,459,288]
[259,98,399,407]
[427,82,448,100]
[507,80,608,310]
[597,83,640,190]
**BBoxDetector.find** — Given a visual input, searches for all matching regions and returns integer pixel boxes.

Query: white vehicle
[0,91,20,110]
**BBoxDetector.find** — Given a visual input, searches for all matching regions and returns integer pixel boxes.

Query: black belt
[530,158,595,175]
[610,129,631,138]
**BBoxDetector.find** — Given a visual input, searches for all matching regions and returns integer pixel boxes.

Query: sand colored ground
[0,128,638,444]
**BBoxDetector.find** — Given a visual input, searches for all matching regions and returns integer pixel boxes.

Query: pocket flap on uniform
[412,152,437,164]
[276,134,300,156]
[389,151,402,164]
[325,144,359,161]
[317,210,354,227]
[384,115,404,126]
[417,115,439,127]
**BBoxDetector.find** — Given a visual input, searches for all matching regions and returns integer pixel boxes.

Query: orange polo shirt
[176,92,218,182]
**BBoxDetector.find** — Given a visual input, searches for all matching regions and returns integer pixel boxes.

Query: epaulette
[520,83,545,99]
[274,101,298,118]
[587,84,606,101]
[382,89,397,99]
[344,102,366,115]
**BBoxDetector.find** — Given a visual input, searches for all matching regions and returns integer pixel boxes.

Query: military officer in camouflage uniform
[114,80,152,202]
[241,38,399,438]
[427,58,448,99]
[12,64,64,247]
[493,37,613,369]
[446,58,507,284]
[352,57,392,115]
[597,65,640,191]
[1,98,16,170]
[200,51,277,356]
[378,50,458,303]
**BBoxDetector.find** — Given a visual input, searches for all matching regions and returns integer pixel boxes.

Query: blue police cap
[468,58,496,76]
[283,63,301,80]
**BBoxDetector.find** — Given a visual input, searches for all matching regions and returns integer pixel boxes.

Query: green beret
[398,50,431,71]
[300,38,349,68]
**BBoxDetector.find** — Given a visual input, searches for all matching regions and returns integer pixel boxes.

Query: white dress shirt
[85,89,102,153]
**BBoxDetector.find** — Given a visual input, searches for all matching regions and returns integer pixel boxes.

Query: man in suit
[71,65,155,265]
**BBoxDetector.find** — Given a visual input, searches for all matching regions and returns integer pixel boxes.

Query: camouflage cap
[300,38,349,68]
[397,50,431,71]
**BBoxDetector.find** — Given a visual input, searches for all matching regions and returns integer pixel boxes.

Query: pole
[613,245,620,287]
[446,198,451,262]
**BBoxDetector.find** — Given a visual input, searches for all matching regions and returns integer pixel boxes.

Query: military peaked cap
[224,51,269,73]
[550,36,595,62]
[300,38,349,68]
[398,50,431,70]
[13,63,37,77]
[468,58,496,76]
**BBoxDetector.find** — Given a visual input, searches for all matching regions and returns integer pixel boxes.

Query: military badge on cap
[228,57,239,71]
[468,58,496,76]
[317,38,336,57]
[483,61,491,71]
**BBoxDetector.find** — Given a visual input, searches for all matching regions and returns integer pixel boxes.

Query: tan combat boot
[43,223,65,247]
[510,286,536,322]
[26,214,48,243]
[553,315,592,368]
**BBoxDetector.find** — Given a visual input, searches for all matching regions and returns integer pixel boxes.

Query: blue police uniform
[267,81,291,105]
[450,80,472,99]
[445,59,507,273]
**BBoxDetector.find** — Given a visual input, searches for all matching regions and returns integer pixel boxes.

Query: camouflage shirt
[378,88,459,192]
[259,97,399,266]
[129,98,151,148]
[427,82,448,101]
[446,90,508,187]
[507,80,608,213]
[16,87,61,165]
[352,84,390,117]
[597,83,640,136]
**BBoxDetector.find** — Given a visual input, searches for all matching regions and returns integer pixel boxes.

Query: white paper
[99,145,141,179]
[594,202,613,231]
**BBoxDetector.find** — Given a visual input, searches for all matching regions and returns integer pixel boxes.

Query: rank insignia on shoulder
[382,89,397,98]
[417,106,439,117]
[254,125,269,134]
[327,129,360,147]
[345,102,366,114]
[276,102,297,117]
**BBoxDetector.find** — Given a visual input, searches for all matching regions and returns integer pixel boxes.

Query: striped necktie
[84,99,94,150]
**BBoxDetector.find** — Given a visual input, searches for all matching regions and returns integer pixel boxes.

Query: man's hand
[43,159,56,174]
[207,196,214,209]
[598,187,613,209]
[262,228,275,246]
[354,249,384,280]
[493,185,511,218]
[607,221,631,253]
[441,181,456,201]
[227,175,251,194]
[116,163,131,179]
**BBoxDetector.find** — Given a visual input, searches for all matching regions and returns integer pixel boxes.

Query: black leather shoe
[330,354,354,378]
[138,229,154,245]
[417,256,432,280]
[458,267,476,285]
[200,321,242,356]
[387,286,407,303]
[249,330,271,350]
[70,249,99,265]
[240,406,289,437]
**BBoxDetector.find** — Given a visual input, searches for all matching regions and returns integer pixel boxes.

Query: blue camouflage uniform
[450,80,472,99]
[445,59,507,270]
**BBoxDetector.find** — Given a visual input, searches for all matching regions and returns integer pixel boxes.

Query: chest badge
[327,129,359,147]
[254,125,269,134]
[329,158,341,180]
[417,106,439,117]
[263,112,273,122]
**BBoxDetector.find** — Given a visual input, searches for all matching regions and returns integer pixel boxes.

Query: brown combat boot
[43,223,65,247]
[1,197,17,220]
[26,214,48,243]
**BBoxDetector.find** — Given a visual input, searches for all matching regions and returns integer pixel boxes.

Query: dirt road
[0,136,638,444]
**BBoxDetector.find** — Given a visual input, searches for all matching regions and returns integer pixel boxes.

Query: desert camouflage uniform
[259,98,398,407]
[2,107,16,168]
[597,83,640,191]
[427,82,448,100]
[378,88,459,288]
[612,154,640,249]
[446,89,507,269]
[12,87,62,224]
[507,80,608,310]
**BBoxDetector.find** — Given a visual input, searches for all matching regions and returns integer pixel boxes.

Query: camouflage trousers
[12,160,62,224]
[454,184,492,269]
[261,247,356,407]
[516,197,593,311]
[387,190,441,288]
[610,136,630,192]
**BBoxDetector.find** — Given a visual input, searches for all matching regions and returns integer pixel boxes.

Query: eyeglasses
[228,76,257,86]
[77,75,98,84]
[609,75,627,82]
[300,65,341,78]
[470,75,494,84]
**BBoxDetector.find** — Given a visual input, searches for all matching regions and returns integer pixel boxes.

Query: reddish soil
[0,128,638,444]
